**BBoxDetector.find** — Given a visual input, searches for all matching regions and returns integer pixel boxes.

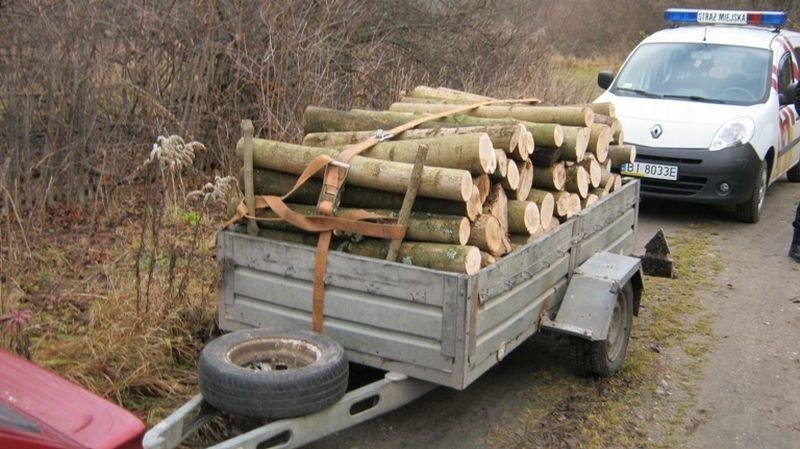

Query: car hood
[596,93,758,148]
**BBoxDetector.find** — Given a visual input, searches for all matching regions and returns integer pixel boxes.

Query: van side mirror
[780,81,798,106]
[598,71,615,90]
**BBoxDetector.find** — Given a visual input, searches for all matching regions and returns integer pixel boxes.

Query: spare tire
[198,328,348,419]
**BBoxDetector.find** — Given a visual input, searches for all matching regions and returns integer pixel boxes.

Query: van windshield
[611,43,771,105]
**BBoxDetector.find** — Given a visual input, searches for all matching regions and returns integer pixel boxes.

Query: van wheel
[735,160,767,223]
[570,282,634,378]
[787,161,800,182]
[199,328,348,419]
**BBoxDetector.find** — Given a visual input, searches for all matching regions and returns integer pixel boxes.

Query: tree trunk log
[581,193,599,209]
[514,159,534,201]
[508,200,541,235]
[483,184,509,234]
[406,85,494,103]
[347,239,482,274]
[493,149,508,179]
[530,146,563,167]
[543,216,560,232]
[564,165,589,199]
[608,144,636,168]
[560,127,589,162]
[588,124,611,163]
[480,251,497,268]
[525,189,555,229]
[501,160,520,191]
[578,155,602,188]
[238,138,473,202]
[468,214,505,256]
[526,123,564,148]
[531,162,566,191]
[473,174,491,204]
[389,103,594,127]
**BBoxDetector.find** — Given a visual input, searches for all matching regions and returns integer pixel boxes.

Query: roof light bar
[664,8,787,27]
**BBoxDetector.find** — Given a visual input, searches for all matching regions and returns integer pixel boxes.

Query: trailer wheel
[571,282,634,378]
[199,328,348,419]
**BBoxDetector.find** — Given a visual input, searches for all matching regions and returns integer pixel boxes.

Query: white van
[595,8,800,222]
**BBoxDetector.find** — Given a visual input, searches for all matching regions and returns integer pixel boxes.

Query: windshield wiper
[662,94,725,104]
[615,87,663,98]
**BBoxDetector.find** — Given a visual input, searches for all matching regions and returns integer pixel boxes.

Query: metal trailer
[144,179,645,449]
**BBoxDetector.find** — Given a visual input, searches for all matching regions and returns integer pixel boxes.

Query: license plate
[620,162,679,181]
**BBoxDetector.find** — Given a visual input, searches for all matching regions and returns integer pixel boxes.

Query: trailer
[144,178,644,449]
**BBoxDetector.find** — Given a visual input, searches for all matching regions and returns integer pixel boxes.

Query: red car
[0,348,145,449]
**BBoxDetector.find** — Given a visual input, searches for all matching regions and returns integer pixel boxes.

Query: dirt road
[301,179,800,449]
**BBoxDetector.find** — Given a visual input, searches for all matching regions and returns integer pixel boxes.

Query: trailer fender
[540,251,643,341]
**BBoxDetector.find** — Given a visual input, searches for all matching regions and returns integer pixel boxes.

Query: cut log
[530,146,563,167]
[599,167,615,190]
[526,123,564,148]
[389,103,593,127]
[483,184,509,233]
[238,138,473,202]
[608,144,636,168]
[610,174,623,192]
[480,251,497,268]
[564,165,590,199]
[406,85,494,103]
[508,200,541,235]
[543,216,560,232]
[473,174,491,204]
[248,168,480,221]
[553,191,581,219]
[581,193,599,209]
[328,133,497,175]
[531,162,566,191]
[468,214,505,256]
[588,124,612,163]
[515,159,534,201]
[252,204,471,245]
[559,127,589,162]
[509,130,533,162]
[525,189,555,229]
[493,149,509,179]
[590,187,609,199]
[578,155,602,188]
[257,228,480,274]
[347,239,482,275]
[501,160,520,191]
[509,225,546,248]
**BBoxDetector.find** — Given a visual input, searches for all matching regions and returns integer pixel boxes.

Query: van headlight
[709,118,755,151]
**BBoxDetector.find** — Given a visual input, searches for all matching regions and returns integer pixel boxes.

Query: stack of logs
[238,86,636,275]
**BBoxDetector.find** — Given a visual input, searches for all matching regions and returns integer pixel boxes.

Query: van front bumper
[631,143,762,206]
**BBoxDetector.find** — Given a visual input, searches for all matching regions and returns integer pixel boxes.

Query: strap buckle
[317,161,350,216]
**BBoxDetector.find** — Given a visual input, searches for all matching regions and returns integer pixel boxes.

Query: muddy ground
[292,178,800,449]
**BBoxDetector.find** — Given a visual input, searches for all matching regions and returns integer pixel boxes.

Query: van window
[612,43,771,105]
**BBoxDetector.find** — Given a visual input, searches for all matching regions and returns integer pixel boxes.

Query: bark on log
[468,214,505,257]
[565,165,590,199]
[531,162,566,191]
[525,189,555,229]
[508,200,541,235]
[608,144,636,168]
[526,123,564,148]
[514,159,534,201]
[560,127,589,162]
[238,138,473,202]
[389,103,594,127]
[588,124,612,164]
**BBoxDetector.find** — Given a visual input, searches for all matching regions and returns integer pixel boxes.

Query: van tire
[735,160,767,223]
[199,328,348,419]
[787,161,800,182]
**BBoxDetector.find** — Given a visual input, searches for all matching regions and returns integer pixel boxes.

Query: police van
[595,8,800,222]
